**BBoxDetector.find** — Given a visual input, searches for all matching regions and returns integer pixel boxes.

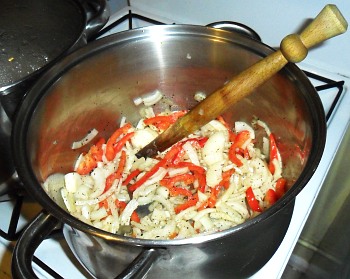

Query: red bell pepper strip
[174,194,198,214]
[197,201,208,211]
[115,199,127,213]
[128,144,182,192]
[207,184,222,208]
[113,132,134,155]
[160,173,195,197]
[122,169,141,186]
[160,173,195,188]
[89,138,105,162]
[169,161,206,192]
[206,169,235,208]
[264,189,278,206]
[221,169,235,189]
[169,187,193,197]
[172,161,205,174]
[275,177,287,198]
[143,111,187,131]
[104,150,126,193]
[131,211,141,223]
[169,232,178,239]
[228,130,251,167]
[172,147,186,165]
[180,137,209,149]
[246,186,262,212]
[268,133,279,174]
[194,171,206,193]
[105,123,132,161]
[76,153,97,175]
[76,138,105,175]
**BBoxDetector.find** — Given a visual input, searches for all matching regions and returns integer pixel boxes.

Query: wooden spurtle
[136,4,348,158]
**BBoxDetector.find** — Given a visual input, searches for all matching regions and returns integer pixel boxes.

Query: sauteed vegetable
[44,97,286,239]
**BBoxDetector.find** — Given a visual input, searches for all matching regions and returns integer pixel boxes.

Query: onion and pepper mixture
[44,94,287,240]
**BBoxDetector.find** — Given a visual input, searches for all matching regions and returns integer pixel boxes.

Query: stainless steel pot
[11,24,326,278]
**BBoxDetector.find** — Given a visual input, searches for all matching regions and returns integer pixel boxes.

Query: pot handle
[206,21,262,42]
[115,248,159,279]
[80,0,110,40]
[12,211,61,279]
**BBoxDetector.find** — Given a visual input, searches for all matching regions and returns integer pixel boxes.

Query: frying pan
[0,0,109,118]
[0,0,109,194]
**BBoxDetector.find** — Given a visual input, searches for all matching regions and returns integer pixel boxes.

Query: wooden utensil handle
[136,5,347,158]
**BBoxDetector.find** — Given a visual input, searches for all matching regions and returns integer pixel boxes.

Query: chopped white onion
[89,168,106,198]
[182,141,200,165]
[131,128,158,149]
[71,129,98,149]
[167,167,189,177]
[202,131,227,166]
[64,172,82,193]
[255,119,271,136]
[120,199,139,225]
[74,154,84,172]
[141,90,163,106]
[194,91,206,102]
[75,179,121,205]
[133,96,143,106]
[206,161,224,187]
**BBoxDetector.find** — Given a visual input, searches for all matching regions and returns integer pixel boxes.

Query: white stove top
[1,1,349,278]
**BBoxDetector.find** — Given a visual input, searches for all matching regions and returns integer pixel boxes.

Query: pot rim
[12,24,326,247]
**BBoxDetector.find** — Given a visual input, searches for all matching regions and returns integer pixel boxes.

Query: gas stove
[1,1,349,278]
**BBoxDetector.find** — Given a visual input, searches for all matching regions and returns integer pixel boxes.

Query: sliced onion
[193,208,216,221]
[64,172,82,193]
[167,167,189,177]
[152,195,175,215]
[120,199,139,225]
[74,154,84,172]
[202,131,227,166]
[131,128,158,149]
[61,188,76,213]
[89,168,106,198]
[90,207,108,221]
[75,179,121,205]
[107,196,119,218]
[255,119,271,136]
[81,205,91,220]
[71,129,98,149]
[142,167,167,187]
[199,215,214,231]
[194,91,206,102]
[133,96,143,106]
[120,116,127,127]
[182,141,200,165]
[206,161,224,187]
[141,90,163,106]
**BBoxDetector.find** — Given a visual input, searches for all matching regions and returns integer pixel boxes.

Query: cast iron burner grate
[0,10,344,279]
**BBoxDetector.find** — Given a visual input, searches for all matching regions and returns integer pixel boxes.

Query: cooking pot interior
[20,25,323,223]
